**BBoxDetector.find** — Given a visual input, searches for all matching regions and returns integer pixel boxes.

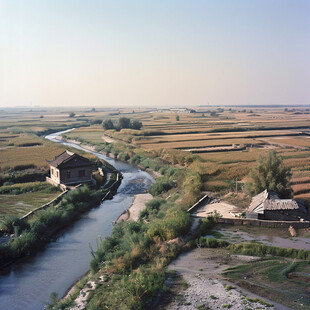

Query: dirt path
[101,134,114,143]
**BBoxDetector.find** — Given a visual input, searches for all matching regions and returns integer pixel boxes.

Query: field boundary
[20,190,69,220]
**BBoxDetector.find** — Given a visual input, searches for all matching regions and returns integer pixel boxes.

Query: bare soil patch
[116,193,153,223]
[156,248,288,310]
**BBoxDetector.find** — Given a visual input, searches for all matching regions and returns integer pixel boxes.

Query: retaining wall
[187,194,211,213]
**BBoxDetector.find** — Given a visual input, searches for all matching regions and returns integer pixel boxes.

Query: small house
[246,189,310,221]
[46,150,96,187]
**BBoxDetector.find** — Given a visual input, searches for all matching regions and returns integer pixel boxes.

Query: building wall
[264,210,308,221]
[50,167,60,185]
[59,166,93,185]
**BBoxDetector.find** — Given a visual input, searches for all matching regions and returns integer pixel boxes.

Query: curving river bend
[0,129,154,310]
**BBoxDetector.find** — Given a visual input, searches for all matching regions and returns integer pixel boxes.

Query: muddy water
[217,226,310,250]
[0,129,154,310]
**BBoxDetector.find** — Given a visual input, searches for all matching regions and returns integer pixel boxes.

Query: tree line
[102,117,142,131]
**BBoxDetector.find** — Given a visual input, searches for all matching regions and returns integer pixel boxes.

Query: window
[66,171,71,179]
[79,170,85,177]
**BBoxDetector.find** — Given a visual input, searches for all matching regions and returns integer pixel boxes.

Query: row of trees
[103,117,142,131]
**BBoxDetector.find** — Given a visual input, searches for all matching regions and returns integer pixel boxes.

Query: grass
[63,127,105,144]
[0,191,60,221]
[223,258,310,310]
[0,138,65,170]
[209,294,218,300]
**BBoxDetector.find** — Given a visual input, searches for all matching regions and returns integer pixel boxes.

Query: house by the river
[246,189,310,221]
[46,150,96,189]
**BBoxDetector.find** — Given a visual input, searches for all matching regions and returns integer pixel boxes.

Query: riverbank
[116,193,153,223]
[63,193,153,309]
[55,136,97,152]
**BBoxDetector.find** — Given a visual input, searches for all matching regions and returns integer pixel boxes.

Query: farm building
[46,150,96,188]
[246,189,310,221]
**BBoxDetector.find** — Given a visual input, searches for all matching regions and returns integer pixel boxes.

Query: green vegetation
[199,237,229,248]
[0,182,58,195]
[103,117,142,131]
[223,259,308,309]
[227,242,310,260]
[245,297,273,307]
[0,185,111,265]
[246,150,292,198]
[71,148,202,309]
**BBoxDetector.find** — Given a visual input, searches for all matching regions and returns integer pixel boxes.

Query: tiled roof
[263,199,299,210]
[47,150,93,168]
[249,189,303,212]
[47,150,74,167]
[248,189,279,212]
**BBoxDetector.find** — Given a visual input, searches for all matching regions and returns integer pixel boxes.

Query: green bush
[149,177,175,196]
[199,237,229,248]
[227,243,310,260]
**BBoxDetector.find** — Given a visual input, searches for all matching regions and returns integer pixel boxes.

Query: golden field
[1,106,310,219]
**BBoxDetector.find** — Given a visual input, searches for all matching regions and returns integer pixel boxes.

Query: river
[0,129,154,310]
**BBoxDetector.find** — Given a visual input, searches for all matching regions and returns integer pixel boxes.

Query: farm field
[1,106,310,220]
[57,106,310,201]
[0,108,112,221]
[95,107,310,201]
[0,191,60,221]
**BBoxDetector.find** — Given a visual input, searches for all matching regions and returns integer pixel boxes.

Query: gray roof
[48,150,94,169]
[263,199,300,210]
[47,150,74,167]
[248,189,279,212]
[249,189,304,213]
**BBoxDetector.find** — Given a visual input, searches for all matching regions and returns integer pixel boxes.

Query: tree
[131,119,142,130]
[118,117,131,129]
[176,115,180,121]
[69,112,75,118]
[103,119,114,130]
[246,150,292,198]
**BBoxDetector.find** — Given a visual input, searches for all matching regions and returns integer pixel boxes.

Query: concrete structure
[46,150,96,187]
[246,189,310,221]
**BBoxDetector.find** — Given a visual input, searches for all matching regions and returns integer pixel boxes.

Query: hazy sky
[1,0,309,108]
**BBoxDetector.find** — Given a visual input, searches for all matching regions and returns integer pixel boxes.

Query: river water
[0,129,154,310]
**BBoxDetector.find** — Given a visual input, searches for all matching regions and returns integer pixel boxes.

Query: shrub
[227,243,310,260]
[150,177,174,196]
[199,237,229,248]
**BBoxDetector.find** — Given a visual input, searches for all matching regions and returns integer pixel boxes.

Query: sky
[0,0,309,108]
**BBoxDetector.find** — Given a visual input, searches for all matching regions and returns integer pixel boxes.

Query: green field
[223,258,310,310]
[0,191,60,221]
